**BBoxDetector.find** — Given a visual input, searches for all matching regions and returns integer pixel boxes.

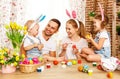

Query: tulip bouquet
[4,22,27,52]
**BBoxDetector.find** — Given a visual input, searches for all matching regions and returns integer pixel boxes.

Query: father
[38,18,61,57]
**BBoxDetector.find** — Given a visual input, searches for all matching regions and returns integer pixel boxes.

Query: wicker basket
[19,62,44,73]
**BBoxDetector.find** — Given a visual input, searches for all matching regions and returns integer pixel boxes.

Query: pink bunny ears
[66,9,77,19]
[98,3,104,21]
[66,9,80,28]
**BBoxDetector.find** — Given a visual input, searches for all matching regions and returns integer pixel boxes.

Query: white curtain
[0,0,26,48]
[0,0,86,48]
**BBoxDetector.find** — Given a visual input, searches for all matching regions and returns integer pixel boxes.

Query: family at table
[21,12,120,72]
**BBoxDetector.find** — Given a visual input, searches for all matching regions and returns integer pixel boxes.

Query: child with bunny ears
[80,3,111,62]
[59,10,88,59]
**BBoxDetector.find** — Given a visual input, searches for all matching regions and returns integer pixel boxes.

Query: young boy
[23,20,43,58]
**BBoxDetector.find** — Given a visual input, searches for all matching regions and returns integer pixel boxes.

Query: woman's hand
[72,45,79,55]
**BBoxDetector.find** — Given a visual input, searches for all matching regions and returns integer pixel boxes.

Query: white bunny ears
[28,14,46,31]
[66,9,80,28]
[98,2,104,21]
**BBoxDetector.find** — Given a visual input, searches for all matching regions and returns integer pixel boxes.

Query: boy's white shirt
[23,34,40,47]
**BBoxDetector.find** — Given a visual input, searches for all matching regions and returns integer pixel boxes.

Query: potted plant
[0,47,23,73]
[88,11,96,21]
[116,25,120,35]
[117,11,120,19]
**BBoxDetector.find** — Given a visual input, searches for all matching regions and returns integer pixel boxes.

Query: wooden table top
[0,59,120,79]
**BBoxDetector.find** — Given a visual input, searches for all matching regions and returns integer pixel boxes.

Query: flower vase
[1,65,16,73]
[14,46,20,54]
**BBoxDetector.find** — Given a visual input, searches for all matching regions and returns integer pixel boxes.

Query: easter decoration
[107,72,113,78]
[19,57,44,73]
[0,47,22,73]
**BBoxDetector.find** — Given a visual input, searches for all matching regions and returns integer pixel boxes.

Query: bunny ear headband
[66,9,80,28]
[98,2,104,21]
[28,14,46,31]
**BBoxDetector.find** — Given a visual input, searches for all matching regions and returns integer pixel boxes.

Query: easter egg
[97,65,103,70]
[23,58,30,64]
[72,45,76,49]
[53,60,59,65]
[85,34,90,39]
[72,60,77,65]
[32,57,39,62]
[38,57,43,62]
[67,62,72,66]
[78,60,82,64]
[28,57,32,61]
[78,65,83,72]
[30,60,33,64]
[107,72,113,78]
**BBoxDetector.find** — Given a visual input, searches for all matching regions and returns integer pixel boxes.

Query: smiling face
[93,19,102,32]
[66,23,78,38]
[44,20,59,36]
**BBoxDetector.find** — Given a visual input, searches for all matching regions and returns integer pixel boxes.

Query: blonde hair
[66,19,86,38]
[24,20,34,31]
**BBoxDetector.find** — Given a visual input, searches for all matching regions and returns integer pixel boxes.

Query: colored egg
[78,65,83,72]
[107,72,113,78]
[67,62,72,66]
[53,60,59,65]
[72,60,77,65]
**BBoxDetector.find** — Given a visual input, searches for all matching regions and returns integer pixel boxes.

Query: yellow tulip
[3,47,9,52]
[13,52,17,56]
[14,62,18,66]
[21,54,25,58]
[0,60,4,64]
[23,26,27,31]
[16,56,19,61]
[0,55,4,59]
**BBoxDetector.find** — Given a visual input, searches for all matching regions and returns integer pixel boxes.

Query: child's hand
[85,33,93,42]
[62,43,68,50]
[38,44,44,50]
[34,43,38,48]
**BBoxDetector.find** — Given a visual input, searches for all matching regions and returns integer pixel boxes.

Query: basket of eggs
[19,57,44,73]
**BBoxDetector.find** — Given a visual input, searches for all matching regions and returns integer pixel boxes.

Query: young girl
[59,19,88,59]
[80,14,111,62]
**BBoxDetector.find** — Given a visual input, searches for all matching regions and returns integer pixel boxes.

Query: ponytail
[78,21,86,38]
